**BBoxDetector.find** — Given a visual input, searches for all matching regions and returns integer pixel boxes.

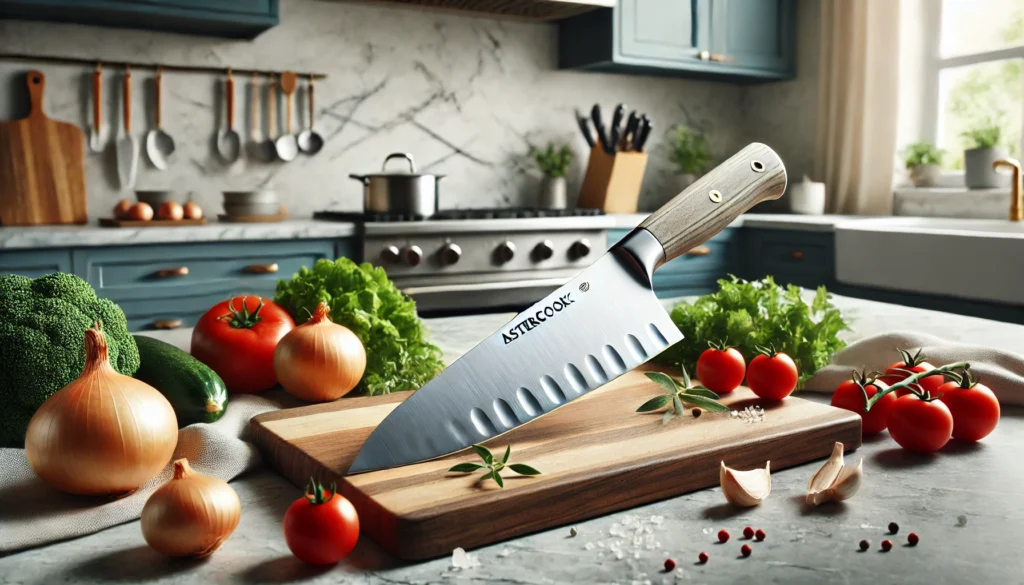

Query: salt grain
[450,547,481,570]
[498,548,511,558]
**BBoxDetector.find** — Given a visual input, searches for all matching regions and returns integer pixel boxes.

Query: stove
[314,208,617,315]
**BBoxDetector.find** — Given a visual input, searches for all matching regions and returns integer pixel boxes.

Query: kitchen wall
[0,0,757,220]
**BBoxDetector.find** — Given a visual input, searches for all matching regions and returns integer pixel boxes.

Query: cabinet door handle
[790,251,805,260]
[687,246,712,256]
[155,266,189,278]
[245,262,279,274]
[698,51,731,63]
[152,319,183,330]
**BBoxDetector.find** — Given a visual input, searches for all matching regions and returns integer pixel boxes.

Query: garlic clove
[825,457,863,502]
[806,442,845,505]
[720,460,772,507]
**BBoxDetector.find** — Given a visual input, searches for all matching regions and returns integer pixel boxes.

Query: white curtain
[816,0,902,215]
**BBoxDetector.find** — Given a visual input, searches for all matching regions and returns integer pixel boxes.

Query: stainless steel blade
[349,228,680,474]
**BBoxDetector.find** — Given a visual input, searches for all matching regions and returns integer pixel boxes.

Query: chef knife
[348,143,787,474]
[608,103,626,152]
[575,109,596,149]
[590,104,613,155]
[634,115,653,152]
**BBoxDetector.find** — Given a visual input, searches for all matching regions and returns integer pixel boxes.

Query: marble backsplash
[0,0,760,220]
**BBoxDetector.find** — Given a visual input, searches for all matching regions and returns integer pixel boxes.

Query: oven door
[396,269,580,315]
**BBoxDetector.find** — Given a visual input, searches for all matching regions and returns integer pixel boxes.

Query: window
[922,0,1024,168]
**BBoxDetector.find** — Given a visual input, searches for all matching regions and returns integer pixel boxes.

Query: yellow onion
[141,458,241,557]
[274,302,366,402]
[26,325,178,495]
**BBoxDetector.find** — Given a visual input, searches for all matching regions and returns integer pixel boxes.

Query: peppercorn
[888,522,899,534]
[755,529,766,542]
[664,558,676,572]
[698,551,709,564]
[907,532,919,546]
[881,539,893,552]
[859,540,870,552]
[692,408,702,418]
[741,544,752,557]
[718,529,730,543]
[743,526,754,539]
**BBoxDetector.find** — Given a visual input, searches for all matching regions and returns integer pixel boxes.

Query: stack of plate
[221,191,284,221]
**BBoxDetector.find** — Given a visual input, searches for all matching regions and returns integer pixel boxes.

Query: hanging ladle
[297,74,324,155]
[216,68,241,163]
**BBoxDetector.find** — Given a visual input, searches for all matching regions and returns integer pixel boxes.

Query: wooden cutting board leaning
[0,70,87,226]
[251,366,862,560]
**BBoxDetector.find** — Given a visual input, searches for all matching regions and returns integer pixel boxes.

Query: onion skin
[274,302,366,402]
[182,201,203,220]
[128,202,154,221]
[142,459,241,557]
[25,326,178,495]
[157,201,184,221]
[113,199,133,219]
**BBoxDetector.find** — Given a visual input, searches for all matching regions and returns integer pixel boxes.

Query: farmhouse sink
[835,217,1024,305]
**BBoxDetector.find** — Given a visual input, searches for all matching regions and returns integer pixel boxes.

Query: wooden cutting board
[251,367,861,560]
[0,71,87,226]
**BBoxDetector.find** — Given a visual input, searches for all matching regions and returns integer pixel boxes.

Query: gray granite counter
[611,213,860,233]
[2,294,1023,584]
[0,219,357,249]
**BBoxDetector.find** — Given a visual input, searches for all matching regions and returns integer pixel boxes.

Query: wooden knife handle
[639,143,786,264]
[92,65,102,129]
[226,68,235,129]
[155,67,163,128]
[123,66,131,134]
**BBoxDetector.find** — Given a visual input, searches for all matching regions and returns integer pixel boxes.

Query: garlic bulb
[806,442,863,505]
[720,460,771,507]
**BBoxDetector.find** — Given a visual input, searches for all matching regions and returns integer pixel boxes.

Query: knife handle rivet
[751,160,765,172]
[709,190,723,203]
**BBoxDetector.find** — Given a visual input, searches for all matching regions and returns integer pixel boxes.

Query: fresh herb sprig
[448,444,541,488]
[637,368,730,423]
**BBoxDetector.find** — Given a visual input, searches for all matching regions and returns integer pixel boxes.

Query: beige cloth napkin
[805,331,1024,406]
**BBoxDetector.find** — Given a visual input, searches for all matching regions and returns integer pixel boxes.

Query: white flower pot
[909,164,942,187]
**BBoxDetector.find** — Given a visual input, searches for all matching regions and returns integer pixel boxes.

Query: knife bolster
[612,227,666,288]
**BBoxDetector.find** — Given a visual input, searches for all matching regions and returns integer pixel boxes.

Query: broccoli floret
[0,272,139,446]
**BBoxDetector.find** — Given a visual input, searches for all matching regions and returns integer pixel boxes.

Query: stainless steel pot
[349,153,444,217]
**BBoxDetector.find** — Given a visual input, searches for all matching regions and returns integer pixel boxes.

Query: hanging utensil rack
[0,53,327,80]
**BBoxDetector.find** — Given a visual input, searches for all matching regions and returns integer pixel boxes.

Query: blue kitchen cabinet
[608,227,739,298]
[559,0,795,81]
[740,228,834,289]
[0,0,278,38]
[0,248,72,278]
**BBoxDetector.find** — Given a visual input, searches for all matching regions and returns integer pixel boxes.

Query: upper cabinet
[559,0,795,82]
[0,0,279,39]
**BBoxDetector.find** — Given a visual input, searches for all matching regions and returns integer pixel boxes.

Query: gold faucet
[994,158,1023,221]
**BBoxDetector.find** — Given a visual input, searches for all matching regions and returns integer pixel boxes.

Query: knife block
[577,146,648,213]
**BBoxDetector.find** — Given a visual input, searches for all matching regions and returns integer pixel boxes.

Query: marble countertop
[3,294,1023,584]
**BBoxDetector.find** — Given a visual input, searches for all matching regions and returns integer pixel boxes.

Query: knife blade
[348,143,787,475]
[621,111,639,151]
[590,104,612,155]
[634,115,653,152]
[575,109,595,149]
[608,104,626,153]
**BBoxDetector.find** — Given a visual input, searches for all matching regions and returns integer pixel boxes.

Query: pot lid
[358,152,443,178]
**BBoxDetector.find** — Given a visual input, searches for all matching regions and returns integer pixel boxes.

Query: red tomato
[831,375,896,435]
[881,349,944,397]
[696,346,746,394]
[746,350,798,400]
[886,394,953,453]
[191,296,295,393]
[283,480,359,565]
[939,379,1000,442]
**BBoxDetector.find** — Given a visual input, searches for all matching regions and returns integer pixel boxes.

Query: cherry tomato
[881,348,944,397]
[939,378,1000,442]
[746,348,798,400]
[283,479,360,565]
[831,373,896,435]
[886,394,953,453]
[191,296,295,393]
[696,345,746,394]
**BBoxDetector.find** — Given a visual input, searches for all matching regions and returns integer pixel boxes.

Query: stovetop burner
[313,207,604,223]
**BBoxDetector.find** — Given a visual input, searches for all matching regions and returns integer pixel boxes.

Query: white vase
[909,164,941,187]
[539,176,567,209]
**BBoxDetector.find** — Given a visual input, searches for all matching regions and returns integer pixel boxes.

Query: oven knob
[496,241,516,264]
[533,239,555,261]
[402,245,423,266]
[439,242,462,266]
[570,238,592,260]
[380,245,401,264]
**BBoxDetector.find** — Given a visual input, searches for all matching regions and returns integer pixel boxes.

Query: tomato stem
[304,477,336,505]
[219,296,265,329]
[864,361,970,411]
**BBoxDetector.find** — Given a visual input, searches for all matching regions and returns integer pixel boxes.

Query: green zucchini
[133,334,229,426]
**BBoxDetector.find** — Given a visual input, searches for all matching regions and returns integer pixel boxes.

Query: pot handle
[382,152,417,173]
[349,173,369,184]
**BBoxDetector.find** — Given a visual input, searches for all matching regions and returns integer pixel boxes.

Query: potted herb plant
[903,141,944,187]
[529,142,573,209]
[962,121,1009,189]
[667,126,712,189]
